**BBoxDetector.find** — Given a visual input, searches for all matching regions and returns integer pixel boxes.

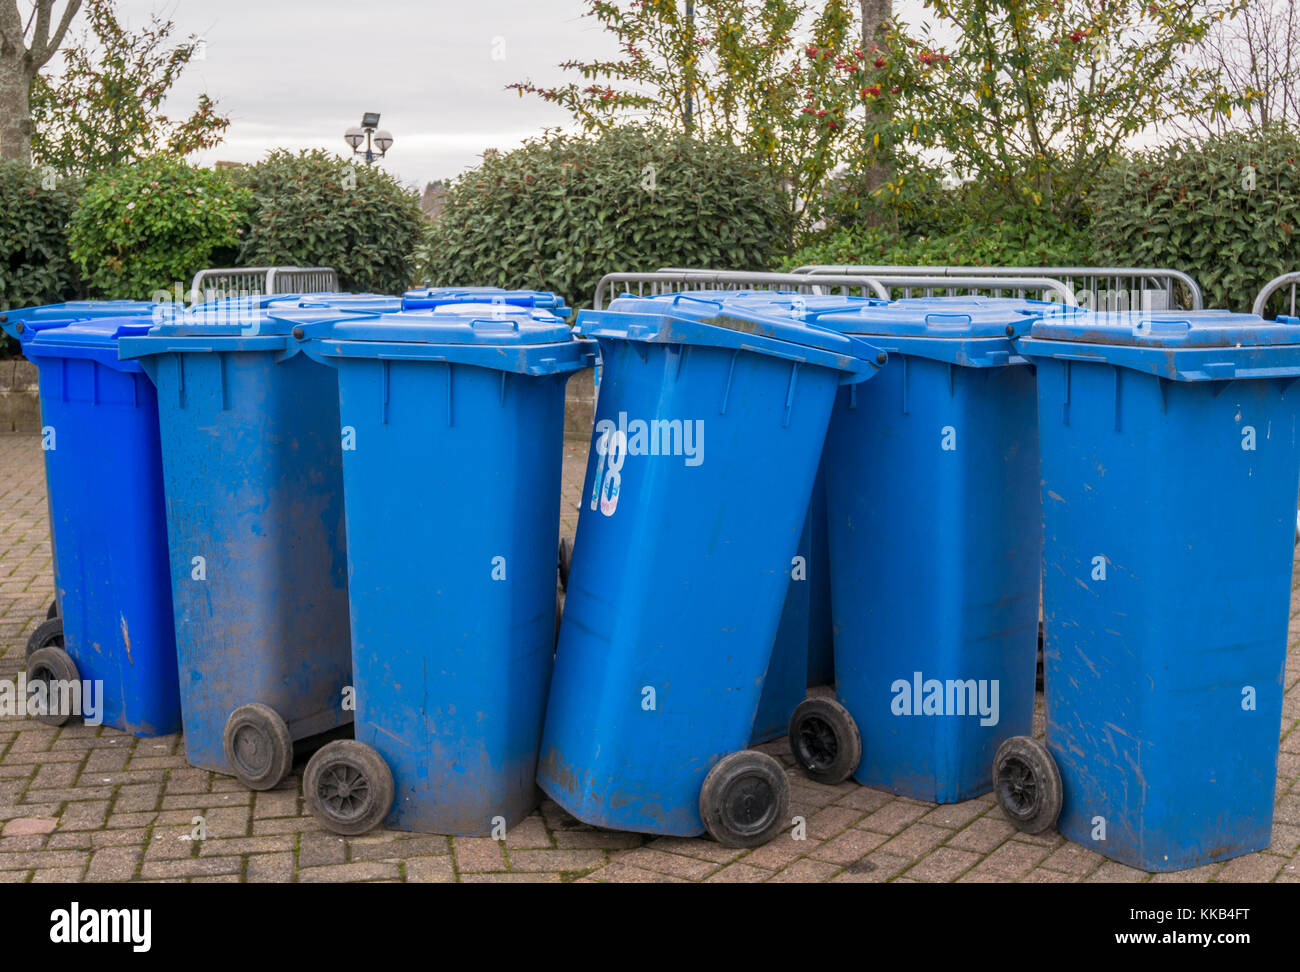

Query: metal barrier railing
[1252,272,1300,319]
[189,266,340,302]
[809,273,1078,306]
[629,268,1077,306]
[267,267,340,295]
[593,271,892,309]
[793,265,1203,311]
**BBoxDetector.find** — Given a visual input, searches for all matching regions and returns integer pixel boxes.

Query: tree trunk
[0,49,35,162]
[860,0,892,229]
[0,1,86,163]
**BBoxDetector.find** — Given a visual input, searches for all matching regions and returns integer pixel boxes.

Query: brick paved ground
[2,432,1299,883]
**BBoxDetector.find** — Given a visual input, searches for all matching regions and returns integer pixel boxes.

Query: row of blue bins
[3,286,1298,871]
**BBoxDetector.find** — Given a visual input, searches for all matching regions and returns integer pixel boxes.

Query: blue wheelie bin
[537,293,884,846]
[281,303,595,836]
[780,296,1084,803]
[117,298,366,790]
[998,310,1300,871]
[1,307,180,735]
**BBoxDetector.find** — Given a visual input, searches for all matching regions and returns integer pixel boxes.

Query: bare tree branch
[30,0,82,69]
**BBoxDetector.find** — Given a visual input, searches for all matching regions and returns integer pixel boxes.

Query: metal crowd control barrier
[793,265,1203,312]
[811,274,1078,306]
[1253,272,1300,319]
[592,271,891,310]
[642,268,1078,306]
[189,266,340,302]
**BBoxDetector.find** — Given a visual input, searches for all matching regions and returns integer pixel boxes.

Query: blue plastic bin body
[1018,310,1300,871]
[402,288,570,318]
[537,293,883,836]
[290,305,595,834]
[3,312,180,735]
[118,302,357,773]
[812,296,1081,802]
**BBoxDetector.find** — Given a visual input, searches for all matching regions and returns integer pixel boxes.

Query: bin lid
[22,315,158,372]
[592,292,882,365]
[805,295,1081,339]
[273,293,402,313]
[403,287,569,313]
[289,304,575,347]
[27,316,156,347]
[1025,309,1300,348]
[274,305,595,377]
[1,300,159,341]
[1017,310,1300,381]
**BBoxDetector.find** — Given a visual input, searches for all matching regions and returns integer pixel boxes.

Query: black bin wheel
[558,537,572,592]
[46,599,59,621]
[788,697,861,785]
[26,616,65,660]
[699,750,789,848]
[304,740,394,836]
[26,646,80,727]
[223,703,294,791]
[993,736,1062,835]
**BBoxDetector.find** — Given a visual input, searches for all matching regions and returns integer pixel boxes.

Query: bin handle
[469,317,522,332]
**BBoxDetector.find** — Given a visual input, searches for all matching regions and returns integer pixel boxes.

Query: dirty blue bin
[117,299,364,790]
[1,309,180,735]
[537,293,884,846]
[786,296,1083,803]
[281,304,595,836]
[999,310,1300,871]
[403,287,569,318]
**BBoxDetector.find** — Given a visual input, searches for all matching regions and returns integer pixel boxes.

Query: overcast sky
[63,1,929,190]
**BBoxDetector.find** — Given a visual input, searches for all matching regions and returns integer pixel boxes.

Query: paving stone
[829,852,911,883]
[451,836,507,873]
[611,848,717,880]
[298,832,348,868]
[946,816,1017,854]
[3,817,57,836]
[768,858,840,883]
[298,861,401,882]
[404,855,456,883]
[506,849,606,873]
[704,863,772,883]
[245,852,295,883]
[903,846,982,882]
[584,862,688,884]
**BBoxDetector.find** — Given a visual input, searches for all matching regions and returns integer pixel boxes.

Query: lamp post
[344,112,394,165]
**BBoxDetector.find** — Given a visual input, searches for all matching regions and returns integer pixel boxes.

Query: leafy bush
[421,127,792,308]
[0,162,81,357]
[1091,126,1300,313]
[236,150,426,295]
[69,157,251,299]
[785,216,1093,272]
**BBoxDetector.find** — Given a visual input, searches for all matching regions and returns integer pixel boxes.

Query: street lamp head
[360,112,381,130]
[373,130,394,154]
[344,127,365,150]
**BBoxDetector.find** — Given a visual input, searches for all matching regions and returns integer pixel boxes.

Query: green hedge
[1091,126,1300,314]
[421,127,791,308]
[1,162,81,357]
[784,218,1092,273]
[235,150,426,295]
[69,157,251,300]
